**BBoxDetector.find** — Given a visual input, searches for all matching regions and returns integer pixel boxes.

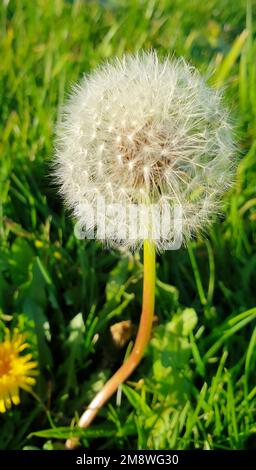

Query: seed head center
[115,121,171,189]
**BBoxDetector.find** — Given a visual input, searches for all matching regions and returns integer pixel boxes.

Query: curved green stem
[66,240,156,449]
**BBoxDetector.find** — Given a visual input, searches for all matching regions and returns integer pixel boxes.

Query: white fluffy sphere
[54,51,235,251]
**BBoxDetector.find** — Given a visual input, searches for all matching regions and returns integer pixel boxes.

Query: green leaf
[16,258,53,385]
[106,256,131,301]
[155,279,179,315]
[213,30,248,87]
[122,384,153,417]
[149,308,198,405]
[9,238,34,286]
[59,312,86,392]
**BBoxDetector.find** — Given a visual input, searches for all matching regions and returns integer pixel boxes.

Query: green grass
[0,0,256,450]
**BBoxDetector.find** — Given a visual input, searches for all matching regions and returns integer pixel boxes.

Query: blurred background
[0,0,256,450]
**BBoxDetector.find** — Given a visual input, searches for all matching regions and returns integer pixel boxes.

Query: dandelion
[54,51,235,448]
[55,51,235,251]
[0,328,38,413]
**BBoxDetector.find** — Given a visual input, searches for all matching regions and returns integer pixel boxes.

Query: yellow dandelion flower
[0,328,38,413]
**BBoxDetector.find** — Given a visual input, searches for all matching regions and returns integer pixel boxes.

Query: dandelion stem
[66,240,156,449]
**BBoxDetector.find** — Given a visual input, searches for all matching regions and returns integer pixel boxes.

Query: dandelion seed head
[54,51,236,250]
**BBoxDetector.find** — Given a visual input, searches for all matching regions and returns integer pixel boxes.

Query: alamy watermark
[74,196,183,250]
